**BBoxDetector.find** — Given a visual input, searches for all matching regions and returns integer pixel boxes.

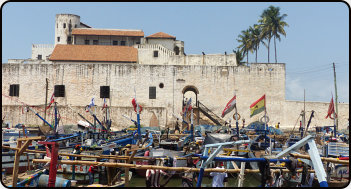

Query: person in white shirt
[210,162,228,187]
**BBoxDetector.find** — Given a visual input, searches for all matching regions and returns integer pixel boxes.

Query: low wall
[2,105,168,131]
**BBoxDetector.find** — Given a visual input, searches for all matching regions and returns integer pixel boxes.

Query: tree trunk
[255,47,258,63]
[274,36,277,63]
[268,38,271,63]
[246,50,248,64]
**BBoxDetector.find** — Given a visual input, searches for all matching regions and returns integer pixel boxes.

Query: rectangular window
[38,55,42,60]
[120,41,126,46]
[149,86,156,99]
[67,36,72,44]
[154,51,159,57]
[54,85,65,97]
[100,86,110,98]
[85,40,89,45]
[9,84,19,97]
[63,23,66,28]
[93,40,98,45]
[136,41,140,44]
[57,37,60,42]
[113,41,118,46]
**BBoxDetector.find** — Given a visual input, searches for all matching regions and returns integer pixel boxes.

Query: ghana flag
[250,95,265,117]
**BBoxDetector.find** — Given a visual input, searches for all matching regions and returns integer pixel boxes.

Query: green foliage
[235,5,288,63]
[233,48,245,65]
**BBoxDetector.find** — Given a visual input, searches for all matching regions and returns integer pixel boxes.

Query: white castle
[2,14,348,130]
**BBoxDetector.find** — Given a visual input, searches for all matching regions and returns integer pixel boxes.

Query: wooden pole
[2,146,200,161]
[44,78,48,126]
[290,153,349,165]
[12,141,22,187]
[238,162,246,187]
[22,125,31,172]
[32,159,316,173]
[333,63,339,131]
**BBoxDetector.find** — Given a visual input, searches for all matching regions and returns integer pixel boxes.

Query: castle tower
[55,14,80,45]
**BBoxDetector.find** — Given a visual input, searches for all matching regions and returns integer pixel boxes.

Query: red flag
[221,95,236,118]
[132,98,143,113]
[46,93,55,110]
[102,98,108,110]
[325,97,337,119]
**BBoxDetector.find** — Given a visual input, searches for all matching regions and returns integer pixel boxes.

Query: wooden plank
[124,150,129,187]
[17,136,45,141]
[17,140,32,156]
[32,159,316,174]
[12,141,22,187]
[290,153,349,165]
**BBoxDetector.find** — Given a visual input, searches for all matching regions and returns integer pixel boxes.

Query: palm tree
[237,29,252,63]
[258,6,288,63]
[233,48,245,65]
[250,24,266,63]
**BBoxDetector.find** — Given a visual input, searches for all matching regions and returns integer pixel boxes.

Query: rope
[289,113,302,136]
[3,93,117,133]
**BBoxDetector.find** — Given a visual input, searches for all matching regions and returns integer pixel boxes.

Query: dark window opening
[68,24,72,32]
[93,40,98,45]
[74,24,77,28]
[57,24,58,28]
[154,51,159,57]
[121,41,126,46]
[100,86,110,98]
[9,84,19,97]
[63,23,66,28]
[67,36,72,44]
[159,83,164,88]
[136,41,140,44]
[38,54,42,60]
[54,85,65,97]
[149,87,156,99]
[113,41,118,46]
[85,40,89,45]
[57,37,60,42]
[174,46,180,55]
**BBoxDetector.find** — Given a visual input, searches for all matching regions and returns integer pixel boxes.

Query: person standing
[146,158,168,187]
[275,122,280,129]
[209,162,228,187]
[88,162,98,185]
[181,157,197,187]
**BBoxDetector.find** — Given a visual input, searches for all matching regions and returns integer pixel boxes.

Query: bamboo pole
[32,159,315,174]
[17,136,45,141]
[290,153,349,165]
[2,146,198,160]
[6,145,347,165]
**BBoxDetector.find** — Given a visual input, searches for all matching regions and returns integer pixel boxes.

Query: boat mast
[43,78,48,126]
[332,63,338,132]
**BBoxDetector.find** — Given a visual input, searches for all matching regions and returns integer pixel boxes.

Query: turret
[55,14,80,45]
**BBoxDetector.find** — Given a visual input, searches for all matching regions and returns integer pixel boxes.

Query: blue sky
[2,2,349,103]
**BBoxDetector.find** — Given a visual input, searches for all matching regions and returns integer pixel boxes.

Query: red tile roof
[72,28,144,37]
[49,44,137,63]
[146,32,176,39]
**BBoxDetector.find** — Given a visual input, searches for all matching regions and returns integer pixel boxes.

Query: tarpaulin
[203,133,232,147]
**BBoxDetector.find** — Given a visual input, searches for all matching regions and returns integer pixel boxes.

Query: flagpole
[191,108,194,142]
[264,95,267,145]
[264,106,267,145]
[333,95,336,138]
[43,78,48,127]
[333,63,338,133]
[235,107,239,136]
[135,88,141,142]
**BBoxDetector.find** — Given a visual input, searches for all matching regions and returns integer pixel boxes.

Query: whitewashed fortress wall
[2,61,348,130]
